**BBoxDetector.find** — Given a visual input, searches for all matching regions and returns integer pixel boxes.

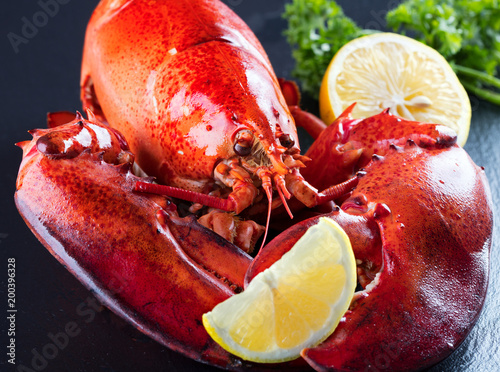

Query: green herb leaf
[282,0,500,105]
[282,0,367,99]
[387,0,500,75]
[387,0,500,104]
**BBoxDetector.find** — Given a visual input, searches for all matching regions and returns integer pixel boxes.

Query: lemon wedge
[202,217,356,363]
[319,32,471,146]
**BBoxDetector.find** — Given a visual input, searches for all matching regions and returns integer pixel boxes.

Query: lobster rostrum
[14,0,492,371]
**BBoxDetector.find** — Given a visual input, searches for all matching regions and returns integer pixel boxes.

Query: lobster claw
[246,110,493,371]
[14,115,263,369]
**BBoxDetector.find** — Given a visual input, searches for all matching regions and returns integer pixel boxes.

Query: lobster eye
[234,143,252,156]
[234,130,254,157]
[279,133,295,148]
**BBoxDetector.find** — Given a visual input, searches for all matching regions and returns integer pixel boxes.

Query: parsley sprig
[282,0,375,99]
[283,0,500,105]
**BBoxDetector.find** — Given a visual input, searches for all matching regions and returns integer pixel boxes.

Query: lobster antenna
[276,183,293,219]
[258,182,273,252]
[134,181,235,211]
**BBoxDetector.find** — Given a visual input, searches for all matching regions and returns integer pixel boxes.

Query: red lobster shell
[247,108,493,371]
[80,0,307,221]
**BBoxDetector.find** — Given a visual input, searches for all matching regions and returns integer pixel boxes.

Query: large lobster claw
[15,114,260,369]
[247,110,493,371]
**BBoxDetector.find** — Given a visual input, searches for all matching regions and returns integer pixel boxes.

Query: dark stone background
[1,1,499,371]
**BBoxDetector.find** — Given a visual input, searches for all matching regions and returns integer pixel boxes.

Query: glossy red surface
[15,118,259,369]
[247,112,493,371]
[82,0,299,191]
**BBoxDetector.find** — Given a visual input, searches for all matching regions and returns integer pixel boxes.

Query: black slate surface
[1,1,499,371]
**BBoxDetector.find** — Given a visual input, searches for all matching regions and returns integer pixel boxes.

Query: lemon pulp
[203,217,356,363]
[320,33,471,146]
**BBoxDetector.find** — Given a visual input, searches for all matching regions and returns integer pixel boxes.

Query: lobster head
[81,0,301,198]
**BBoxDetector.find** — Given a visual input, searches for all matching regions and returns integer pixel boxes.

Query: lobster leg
[278,78,331,139]
[134,171,266,253]
[289,105,328,140]
[197,211,265,253]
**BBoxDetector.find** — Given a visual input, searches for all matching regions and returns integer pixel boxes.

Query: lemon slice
[319,32,471,146]
[202,217,356,363]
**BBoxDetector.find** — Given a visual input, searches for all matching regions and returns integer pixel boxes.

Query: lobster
[14,0,492,371]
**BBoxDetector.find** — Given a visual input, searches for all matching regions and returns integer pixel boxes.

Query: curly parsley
[282,0,371,99]
[283,0,500,105]
[387,0,500,105]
